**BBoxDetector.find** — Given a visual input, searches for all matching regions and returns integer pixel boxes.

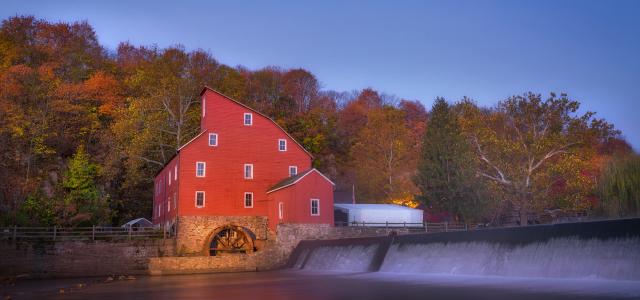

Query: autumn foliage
[0,16,634,226]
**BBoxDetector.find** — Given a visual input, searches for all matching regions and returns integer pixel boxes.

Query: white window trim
[208,133,218,147]
[289,166,298,177]
[195,191,205,208]
[244,113,253,126]
[278,202,284,220]
[310,198,320,216]
[174,165,178,180]
[169,171,172,185]
[202,96,206,117]
[244,163,253,179]
[167,200,170,212]
[196,162,206,177]
[278,139,287,151]
[244,192,254,208]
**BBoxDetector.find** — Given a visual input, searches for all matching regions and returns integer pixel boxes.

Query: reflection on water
[3,271,640,300]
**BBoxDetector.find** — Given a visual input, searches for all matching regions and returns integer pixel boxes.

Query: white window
[174,165,178,180]
[209,133,218,146]
[278,202,284,220]
[310,199,320,216]
[195,191,205,208]
[244,192,253,208]
[167,200,170,212]
[196,162,206,177]
[244,164,253,179]
[169,171,172,185]
[278,139,287,151]
[244,113,253,126]
[202,96,206,117]
[289,166,298,177]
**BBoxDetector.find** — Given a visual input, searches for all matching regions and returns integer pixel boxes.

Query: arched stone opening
[205,225,256,256]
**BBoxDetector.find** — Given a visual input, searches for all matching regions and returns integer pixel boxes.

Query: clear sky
[2,0,639,150]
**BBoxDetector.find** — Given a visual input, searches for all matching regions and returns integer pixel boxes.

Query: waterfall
[380,237,640,280]
[299,244,380,272]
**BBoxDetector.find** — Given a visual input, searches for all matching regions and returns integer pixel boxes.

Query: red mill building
[153,87,334,256]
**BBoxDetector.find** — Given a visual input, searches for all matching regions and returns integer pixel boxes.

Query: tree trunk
[519,207,528,226]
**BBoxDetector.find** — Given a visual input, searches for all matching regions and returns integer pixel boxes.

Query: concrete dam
[289,218,640,281]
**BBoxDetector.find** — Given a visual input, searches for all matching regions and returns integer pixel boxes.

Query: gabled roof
[267,168,335,194]
[200,86,313,158]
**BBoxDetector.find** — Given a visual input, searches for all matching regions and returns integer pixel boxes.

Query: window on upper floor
[310,199,320,216]
[209,133,218,146]
[244,164,253,179]
[289,166,298,177]
[195,191,205,208]
[174,165,178,180]
[167,200,170,212]
[196,162,206,177]
[244,113,253,126]
[244,192,253,208]
[278,139,287,151]
[169,171,172,185]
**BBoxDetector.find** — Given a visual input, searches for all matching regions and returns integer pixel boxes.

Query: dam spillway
[289,218,640,281]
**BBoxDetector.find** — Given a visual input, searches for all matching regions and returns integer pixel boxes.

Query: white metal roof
[334,204,422,211]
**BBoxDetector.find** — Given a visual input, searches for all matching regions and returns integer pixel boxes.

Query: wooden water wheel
[209,225,254,256]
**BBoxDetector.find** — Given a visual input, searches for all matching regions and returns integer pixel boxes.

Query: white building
[334,204,423,227]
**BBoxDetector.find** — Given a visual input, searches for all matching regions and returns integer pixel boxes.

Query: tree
[351,106,414,202]
[62,145,109,225]
[414,98,489,222]
[598,155,640,217]
[459,93,618,225]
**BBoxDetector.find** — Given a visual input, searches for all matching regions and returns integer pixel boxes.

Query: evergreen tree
[414,98,486,222]
[62,145,109,225]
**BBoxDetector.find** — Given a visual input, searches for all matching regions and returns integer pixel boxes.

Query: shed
[121,218,153,229]
[334,204,423,227]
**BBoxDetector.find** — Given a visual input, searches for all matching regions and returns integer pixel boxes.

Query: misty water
[4,229,640,299]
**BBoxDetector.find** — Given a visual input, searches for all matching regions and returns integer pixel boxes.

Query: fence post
[403,222,406,228]
[92,225,95,241]
[163,224,166,240]
[465,223,468,231]
[13,225,17,242]
[445,222,448,232]
[385,221,388,229]
[53,226,57,241]
[425,222,428,233]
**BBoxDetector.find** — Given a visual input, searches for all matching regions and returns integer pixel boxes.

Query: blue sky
[2,0,639,150]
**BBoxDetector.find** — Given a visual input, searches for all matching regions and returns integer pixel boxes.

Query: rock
[118,275,126,280]
[104,276,114,283]
[126,276,136,280]
[58,288,65,294]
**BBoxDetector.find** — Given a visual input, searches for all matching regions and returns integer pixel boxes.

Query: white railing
[0,225,173,241]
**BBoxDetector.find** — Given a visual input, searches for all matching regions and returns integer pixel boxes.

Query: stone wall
[0,239,174,279]
[175,215,271,255]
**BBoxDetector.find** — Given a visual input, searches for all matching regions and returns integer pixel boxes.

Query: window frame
[310,198,320,216]
[244,192,254,208]
[174,165,178,180]
[196,162,206,177]
[244,113,253,126]
[195,191,205,208]
[278,139,287,151]
[169,171,172,185]
[289,166,298,177]
[167,199,171,212]
[202,96,206,117]
[244,163,254,179]
[278,202,284,220]
[208,133,218,147]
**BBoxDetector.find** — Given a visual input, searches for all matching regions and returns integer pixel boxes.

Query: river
[3,270,640,300]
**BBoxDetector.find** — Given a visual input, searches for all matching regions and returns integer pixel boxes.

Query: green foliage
[17,193,56,226]
[62,145,109,225]
[414,98,490,222]
[598,155,640,217]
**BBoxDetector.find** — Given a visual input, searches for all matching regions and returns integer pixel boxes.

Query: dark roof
[267,168,334,194]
